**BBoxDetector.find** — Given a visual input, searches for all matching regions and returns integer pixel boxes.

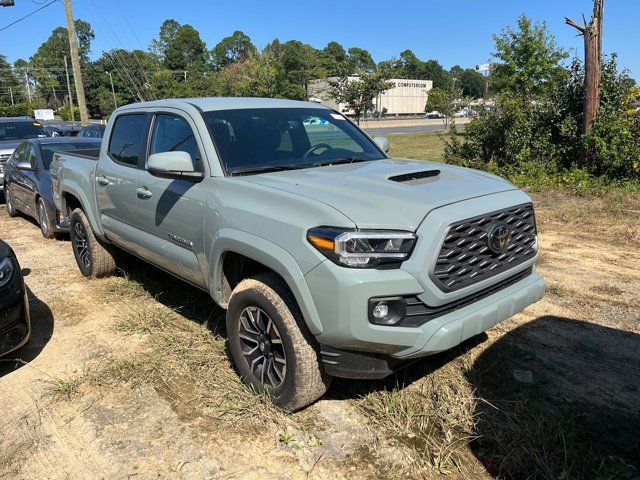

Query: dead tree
[565,0,605,135]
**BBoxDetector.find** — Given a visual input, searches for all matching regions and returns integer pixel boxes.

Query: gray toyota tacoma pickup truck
[51,98,545,410]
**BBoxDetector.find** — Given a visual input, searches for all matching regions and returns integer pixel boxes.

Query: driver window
[150,114,201,169]
[302,115,364,153]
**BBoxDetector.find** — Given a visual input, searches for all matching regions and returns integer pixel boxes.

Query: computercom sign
[309,76,433,116]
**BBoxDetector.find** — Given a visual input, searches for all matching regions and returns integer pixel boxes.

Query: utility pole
[9,86,14,106]
[63,0,89,125]
[64,56,76,123]
[106,71,117,110]
[23,69,31,104]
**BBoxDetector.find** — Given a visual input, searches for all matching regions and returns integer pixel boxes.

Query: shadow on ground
[468,315,640,479]
[0,286,54,377]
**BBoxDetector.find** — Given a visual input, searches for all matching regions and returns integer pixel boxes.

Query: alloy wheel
[238,306,287,388]
[5,187,14,215]
[73,221,91,269]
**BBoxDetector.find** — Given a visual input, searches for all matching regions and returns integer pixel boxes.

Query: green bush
[445,56,640,185]
[0,102,33,117]
[57,104,81,121]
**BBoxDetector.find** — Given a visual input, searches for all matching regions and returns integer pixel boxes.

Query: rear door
[133,111,207,287]
[95,112,151,253]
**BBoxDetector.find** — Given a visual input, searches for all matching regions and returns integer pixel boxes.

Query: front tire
[226,273,330,411]
[69,208,116,278]
[37,198,55,239]
[5,185,17,217]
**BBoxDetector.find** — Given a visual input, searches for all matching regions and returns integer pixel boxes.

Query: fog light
[372,303,389,319]
[368,297,407,326]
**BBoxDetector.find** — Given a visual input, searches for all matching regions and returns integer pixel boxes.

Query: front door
[11,143,37,216]
[134,112,207,287]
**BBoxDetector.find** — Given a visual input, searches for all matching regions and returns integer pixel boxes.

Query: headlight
[307,227,416,268]
[0,257,15,288]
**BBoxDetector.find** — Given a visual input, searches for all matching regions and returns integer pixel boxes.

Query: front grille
[0,154,9,174]
[432,204,537,292]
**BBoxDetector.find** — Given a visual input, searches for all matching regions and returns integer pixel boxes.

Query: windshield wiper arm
[229,164,306,176]
[313,157,371,167]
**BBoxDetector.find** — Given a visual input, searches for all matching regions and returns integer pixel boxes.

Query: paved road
[364,123,467,135]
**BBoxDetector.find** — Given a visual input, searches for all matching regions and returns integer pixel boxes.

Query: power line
[0,0,59,33]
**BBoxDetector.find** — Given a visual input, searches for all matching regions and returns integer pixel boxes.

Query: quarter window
[149,114,200,169]
[108,114,147,167]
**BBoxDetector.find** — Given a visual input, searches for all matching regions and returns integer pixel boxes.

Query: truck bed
[58,148,101,161]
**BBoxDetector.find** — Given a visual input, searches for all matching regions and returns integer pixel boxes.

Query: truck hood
[244,158,518,230]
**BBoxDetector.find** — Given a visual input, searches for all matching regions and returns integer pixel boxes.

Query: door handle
[136,187,152,199]
[96,176,110,186]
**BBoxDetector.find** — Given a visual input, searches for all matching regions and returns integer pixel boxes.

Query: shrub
[0,102,33,117]
[57,104,81,121]
[445,56,640,183]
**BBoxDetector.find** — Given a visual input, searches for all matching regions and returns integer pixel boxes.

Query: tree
[459,69,485,98]
[322,41,347,75]
[347,47,376,72]
[425,87,461,130]
[329,69,393,124]
[211,30,257,70]
[28,20,94,106]
[491,14,569,99]
[565,0,605,135]
[164,24,208,71]
[149,19,181,61]
[423,59,452,89]
[0,54,22,104]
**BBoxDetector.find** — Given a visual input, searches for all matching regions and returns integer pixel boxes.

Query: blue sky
[1,0,638,80]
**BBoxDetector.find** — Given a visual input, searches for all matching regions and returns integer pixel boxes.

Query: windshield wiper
[229,164,306,176]
[312,157,372,167]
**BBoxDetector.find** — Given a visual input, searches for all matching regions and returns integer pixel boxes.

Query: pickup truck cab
[51,98,545,410]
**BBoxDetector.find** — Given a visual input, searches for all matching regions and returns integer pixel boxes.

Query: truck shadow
[466,315,640,478]
[0,286,54,377]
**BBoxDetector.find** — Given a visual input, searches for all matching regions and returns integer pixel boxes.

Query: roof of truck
[120,97,329,112]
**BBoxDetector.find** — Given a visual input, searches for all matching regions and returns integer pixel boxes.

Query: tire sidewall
[227,285,300,405]
[69,209,93,277]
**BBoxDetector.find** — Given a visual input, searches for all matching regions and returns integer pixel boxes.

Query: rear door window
[107,114,148,167]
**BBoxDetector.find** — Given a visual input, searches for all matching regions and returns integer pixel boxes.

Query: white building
[309,76,433,116]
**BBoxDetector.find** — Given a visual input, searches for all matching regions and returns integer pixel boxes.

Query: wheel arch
[210,228,323,335]
[60,186,105,239]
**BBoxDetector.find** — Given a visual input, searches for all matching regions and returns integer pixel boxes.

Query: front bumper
[306,260,545,360]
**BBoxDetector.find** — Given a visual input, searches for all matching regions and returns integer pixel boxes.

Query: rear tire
[226,273,330,411]
[37,198,55,239]
[69,208,116,278]
[5,185,17,217]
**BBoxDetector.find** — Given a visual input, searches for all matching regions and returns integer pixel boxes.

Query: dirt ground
[0,191,638,480]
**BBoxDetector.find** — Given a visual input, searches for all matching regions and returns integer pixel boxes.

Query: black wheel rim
[39,201,48,235]
[73,221,91,270]
[238,306,287,388]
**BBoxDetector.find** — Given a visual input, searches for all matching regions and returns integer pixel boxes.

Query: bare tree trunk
[565,0,604,148]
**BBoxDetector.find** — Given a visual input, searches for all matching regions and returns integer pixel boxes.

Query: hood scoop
[389,169,441,185]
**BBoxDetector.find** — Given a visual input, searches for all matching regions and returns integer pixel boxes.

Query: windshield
[0,121,49,142]
[40,142,101,170]
[201,108,385,175]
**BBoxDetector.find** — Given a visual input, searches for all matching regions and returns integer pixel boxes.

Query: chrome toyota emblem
[487,223,511,254]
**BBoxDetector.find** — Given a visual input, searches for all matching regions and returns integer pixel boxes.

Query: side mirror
[373,136,390,153]
[16,159,33,171]
[147,151,204,181]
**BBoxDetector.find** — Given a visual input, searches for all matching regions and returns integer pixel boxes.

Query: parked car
[77,124,106,139]
[4,138,101,238]
[0,239,30,356]
[425,111,444,119]
[0,118,49,194]
[43,126,63,137]
[51,98,545,410]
